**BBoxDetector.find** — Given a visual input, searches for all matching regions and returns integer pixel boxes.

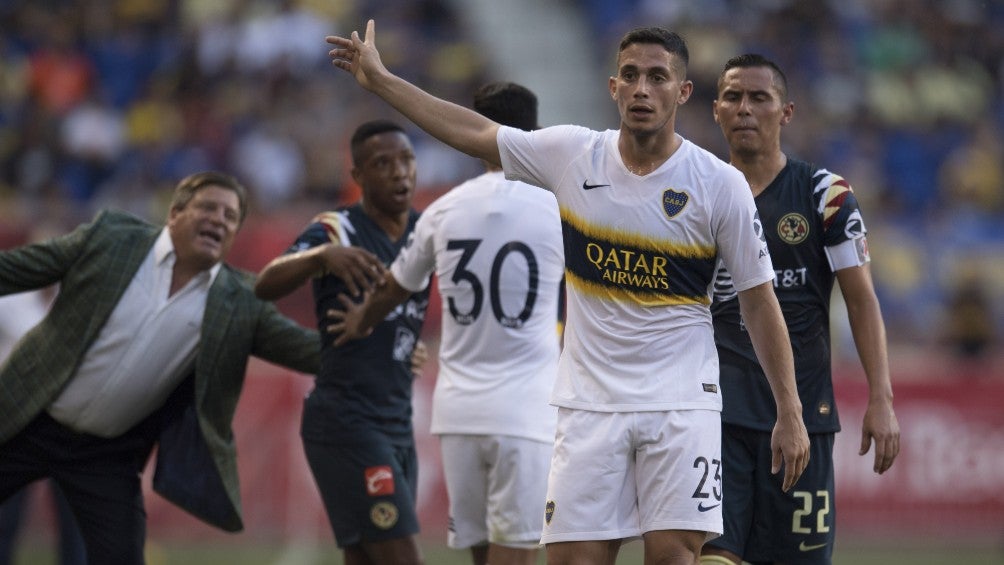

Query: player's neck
[362,203,410,241]
[731,150,787,196]
[619,130,681,176]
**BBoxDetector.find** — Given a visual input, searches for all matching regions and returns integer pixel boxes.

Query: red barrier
[833,374,1004,540]
[130,361,1004,545]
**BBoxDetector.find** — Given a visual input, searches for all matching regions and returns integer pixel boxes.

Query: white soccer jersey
[498,125,773,412]
[391,171,564,442]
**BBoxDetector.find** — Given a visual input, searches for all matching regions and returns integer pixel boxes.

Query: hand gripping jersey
[711,159,870,432]
[290,203,430,442]
[497,125,774,412]
[391,171,564,443]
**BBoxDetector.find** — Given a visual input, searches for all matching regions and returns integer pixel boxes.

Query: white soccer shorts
[440,433,553,549]
[540,408,723,544]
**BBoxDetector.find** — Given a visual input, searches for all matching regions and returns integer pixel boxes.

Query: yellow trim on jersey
[566,270,711,307]
[312,211,347,245]
[560,207,716,260]
[815,171,853,226]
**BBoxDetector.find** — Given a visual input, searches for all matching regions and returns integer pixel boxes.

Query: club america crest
[371,501,399,529]
[662,189,689,219]
[777,213,809,244]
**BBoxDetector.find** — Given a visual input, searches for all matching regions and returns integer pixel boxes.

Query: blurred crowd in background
[0,0,1000,366]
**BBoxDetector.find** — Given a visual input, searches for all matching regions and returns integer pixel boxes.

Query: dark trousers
[0,413,158,565]
[0,480,86,565]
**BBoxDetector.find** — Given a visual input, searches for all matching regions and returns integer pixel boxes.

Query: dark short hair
[618,27,689,72]
[473,82,539,131]
[350,119,407,166]
[719,53,789,99]
[171,171,248,224]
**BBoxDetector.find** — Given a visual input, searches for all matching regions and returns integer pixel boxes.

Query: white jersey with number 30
[497,125,774,412]
[392,171,565,443]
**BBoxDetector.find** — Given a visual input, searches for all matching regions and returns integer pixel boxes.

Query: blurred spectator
[58,92,125,202]
[229,120,306,210]
[941,271,998,361]
[26,15,94,117]
[937,122,1004,220]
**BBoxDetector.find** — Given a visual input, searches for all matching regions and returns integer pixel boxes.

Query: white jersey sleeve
[391,214,436,293]
[710,165,775,292]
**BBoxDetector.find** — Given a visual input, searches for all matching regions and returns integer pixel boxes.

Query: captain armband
[824,237,870,272]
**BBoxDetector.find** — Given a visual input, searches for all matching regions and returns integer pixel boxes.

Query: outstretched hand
[326,19,385,90]
[321,244,386,298]
[326,294,373,347]
[770,413,811,492]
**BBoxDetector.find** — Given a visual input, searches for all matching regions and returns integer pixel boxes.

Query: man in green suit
[0,171,386,564]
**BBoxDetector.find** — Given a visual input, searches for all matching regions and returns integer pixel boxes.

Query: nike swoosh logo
[697,502,720,512]
[799,542,828,552]
[582,181,610,190]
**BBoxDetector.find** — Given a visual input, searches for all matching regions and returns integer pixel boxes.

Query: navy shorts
[705,423,835,565]
[302,429,420,548]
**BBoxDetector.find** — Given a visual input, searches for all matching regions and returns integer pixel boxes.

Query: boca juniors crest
[662,189,689,219]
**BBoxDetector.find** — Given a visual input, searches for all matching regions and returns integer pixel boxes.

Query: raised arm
[254,243,386,301]
[836,264,899,474]
[326,19,502,166]
[737,280,810,492]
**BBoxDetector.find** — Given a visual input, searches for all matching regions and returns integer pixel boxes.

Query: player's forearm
[369,71,502,166]
[838,266,894,403]
[846,294,894,403]
[739,284,802,416]
[356,275,413,331]
[254,249,324,301]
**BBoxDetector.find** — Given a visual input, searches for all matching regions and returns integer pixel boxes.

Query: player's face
[167,185,241,271]
[713,66,793,158]
[353,131,417,217]
[610,43,692,137]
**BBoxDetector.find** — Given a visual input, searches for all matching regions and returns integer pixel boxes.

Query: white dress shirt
[48,228,220,437]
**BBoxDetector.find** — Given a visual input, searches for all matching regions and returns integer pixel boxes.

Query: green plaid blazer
[0,210,319,531]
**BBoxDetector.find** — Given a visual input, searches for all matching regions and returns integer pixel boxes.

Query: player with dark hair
[325,22,809,565]
[701,53,900,565]
[255,119,430,565]
[330,81,564,565]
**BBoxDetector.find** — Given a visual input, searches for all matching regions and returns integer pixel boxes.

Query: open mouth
[198,229,223,245]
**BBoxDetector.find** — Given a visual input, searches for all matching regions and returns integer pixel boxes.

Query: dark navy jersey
[711,158,868,433]
[292,203,430,443]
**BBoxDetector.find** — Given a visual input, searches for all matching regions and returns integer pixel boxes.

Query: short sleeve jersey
[497,125,774,412]
[391,171,565,443]
[291,203,430,442]
[711,159,869,432]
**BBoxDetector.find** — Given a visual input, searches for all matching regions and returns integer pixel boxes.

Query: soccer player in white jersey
[331,82,565,565]
[325,21,810,565]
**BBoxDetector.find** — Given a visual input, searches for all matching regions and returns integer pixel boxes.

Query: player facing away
[255,120,430,565]
[329,81,565,565]
[701,53,900,565]
[325,21,809,565]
